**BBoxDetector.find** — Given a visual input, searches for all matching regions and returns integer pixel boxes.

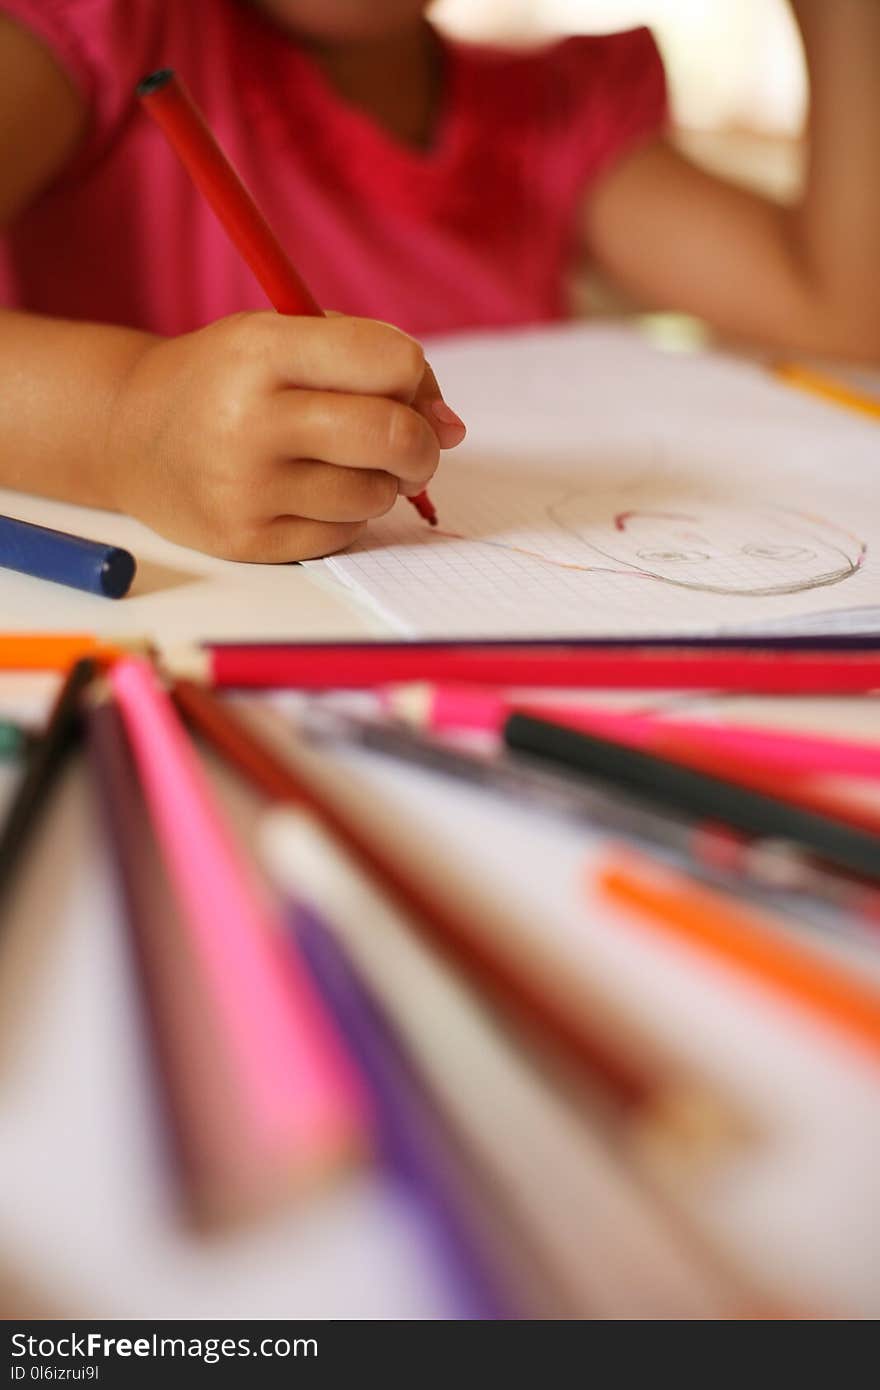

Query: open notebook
[318,326,880,639]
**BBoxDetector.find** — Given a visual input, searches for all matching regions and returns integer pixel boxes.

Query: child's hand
[107,312,465,561]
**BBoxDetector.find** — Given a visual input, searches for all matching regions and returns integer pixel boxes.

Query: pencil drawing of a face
[546,497,864,596]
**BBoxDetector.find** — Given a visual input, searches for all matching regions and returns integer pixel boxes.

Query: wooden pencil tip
[260,807,329,900]
[95,635,156,665]
[384,682,432,727]
[82,674,114,708]
[156,643,211,684]
[628,1083,748,1183]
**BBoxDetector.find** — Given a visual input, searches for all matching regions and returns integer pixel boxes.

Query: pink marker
[111,658,367,1181]
[388,684,705,746]
[389,683,880,781]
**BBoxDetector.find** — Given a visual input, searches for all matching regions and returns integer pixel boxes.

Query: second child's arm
[0,17,463,562]
[582,0,880,361]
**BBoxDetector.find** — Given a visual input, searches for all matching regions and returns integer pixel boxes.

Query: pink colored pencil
[110,658,367,1191]
[389,684,880,780]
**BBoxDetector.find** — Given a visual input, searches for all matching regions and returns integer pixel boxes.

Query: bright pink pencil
[392,684,880,780]
[110,658,367,1185]
[391,686,703,744]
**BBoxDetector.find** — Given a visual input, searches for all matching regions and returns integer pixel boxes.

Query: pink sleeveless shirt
[0,0,666,338]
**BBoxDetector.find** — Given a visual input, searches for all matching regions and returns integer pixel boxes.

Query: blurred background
[433,0,806,199]
[432,0,807,324]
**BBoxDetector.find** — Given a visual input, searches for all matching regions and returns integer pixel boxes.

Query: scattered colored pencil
[89,696,320,1224]
[775,362,880,423]
[206,635,880,649]
[299,703,880,942]
[109,658,367,1197]
[138,67,436,526]
[171,678,686,1123]
[391,688,880,835]
[390,683,880,779]
[0,633,148,673]
[598,850,880,1063]
[0,658,95,912]
[645,734,880,837]
[167,642,880,693]
[0,719,28,759]
[504,712,880,883]
[291,898,516,1319]
[0,514,136,598]
[266,810,762,1319]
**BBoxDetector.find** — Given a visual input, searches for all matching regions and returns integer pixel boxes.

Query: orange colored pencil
[775,363,880,423]
[597,851,880,1063]
[0,634,144,672]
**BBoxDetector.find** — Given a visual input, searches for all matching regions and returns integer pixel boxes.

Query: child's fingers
[260,517,366,563]
[240,312,429,401]
[268,460,400,524]
[267,389,440,486]
[412,361,467,449]
[210,516,366,563]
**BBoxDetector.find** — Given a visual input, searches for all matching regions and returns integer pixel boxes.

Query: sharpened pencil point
[155,643,211,685]
[383,682,433,727]
[628,1084,746,1183]
[408,491,438,527]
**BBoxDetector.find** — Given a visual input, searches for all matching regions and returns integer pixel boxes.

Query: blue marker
[0,514,136,599]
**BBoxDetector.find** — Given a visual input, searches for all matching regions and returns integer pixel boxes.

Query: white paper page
[320,326,880,638]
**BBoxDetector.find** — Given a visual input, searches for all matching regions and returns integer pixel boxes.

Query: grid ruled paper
[318,327,880,639]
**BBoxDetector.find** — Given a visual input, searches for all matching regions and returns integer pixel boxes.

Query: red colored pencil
[137,68,436,527]
[644,734,880,837]
[166,641,880,693]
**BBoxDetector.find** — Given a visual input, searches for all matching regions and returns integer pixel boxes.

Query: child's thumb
[412,362,467,449]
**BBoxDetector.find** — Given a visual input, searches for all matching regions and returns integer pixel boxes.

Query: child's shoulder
[0,0,172,123]
[451,26,666,110]
[449,27,667,183]
[0,0,231,164]
[0,0,172,73]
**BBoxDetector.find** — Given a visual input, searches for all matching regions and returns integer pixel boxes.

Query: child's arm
[0,17,463,562]
[583,0,880,360]
[0,307,455,560]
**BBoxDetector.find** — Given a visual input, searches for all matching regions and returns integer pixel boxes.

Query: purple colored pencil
[290,903,517,1320]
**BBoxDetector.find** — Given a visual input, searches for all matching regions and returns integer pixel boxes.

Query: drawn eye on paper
[545,495,865,597]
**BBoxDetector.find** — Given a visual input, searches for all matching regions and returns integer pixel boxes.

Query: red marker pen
[137,69,437,527]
